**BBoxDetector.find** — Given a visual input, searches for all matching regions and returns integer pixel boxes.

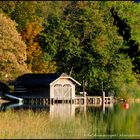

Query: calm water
[0,102,140,139]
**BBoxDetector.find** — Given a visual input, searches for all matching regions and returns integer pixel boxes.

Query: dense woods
[0,1,140,98]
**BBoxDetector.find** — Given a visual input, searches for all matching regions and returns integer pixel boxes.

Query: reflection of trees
[104,103,140,137]
[75,104,140,138]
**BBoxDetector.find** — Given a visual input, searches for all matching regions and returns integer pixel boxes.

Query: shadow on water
[0,102,50,112]
[0,102,77,119]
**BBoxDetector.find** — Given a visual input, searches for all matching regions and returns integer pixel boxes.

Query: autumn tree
[21,22,57,73]
[0,13,30,82]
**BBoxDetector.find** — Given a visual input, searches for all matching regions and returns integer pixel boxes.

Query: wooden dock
[22,95,114,106]
[75,96,114,106]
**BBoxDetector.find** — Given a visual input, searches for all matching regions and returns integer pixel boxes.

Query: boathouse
[13,73,81,101]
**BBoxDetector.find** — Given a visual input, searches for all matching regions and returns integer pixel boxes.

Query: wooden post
[43,99,45,105]
[102,91,105,113]
[102,91,105,104]
[83,80,86,106]
[100,80,105,112]
[46,98,48,105]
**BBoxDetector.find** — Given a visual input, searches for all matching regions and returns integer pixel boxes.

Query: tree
[0,1,16,16]
[11,1,41,31]
[0,13,30,82]
[0,1,69,32]
[39,1,136,96]
[35,1,69,19]
[110,1,140,74]
[21,22,57,73]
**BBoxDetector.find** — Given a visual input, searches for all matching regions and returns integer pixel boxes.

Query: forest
[0,1,140,98]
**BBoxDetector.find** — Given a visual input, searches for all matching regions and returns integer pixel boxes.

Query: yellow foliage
[0,13,30,81]
[21,22,57,73]
[21,22,43,45]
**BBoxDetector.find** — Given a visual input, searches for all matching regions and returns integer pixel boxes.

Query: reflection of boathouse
[50,104,75,119]
[14,73,81,102]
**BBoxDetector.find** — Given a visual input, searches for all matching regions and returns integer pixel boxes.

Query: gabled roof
[14,73,81,86]
[50,73,81,86]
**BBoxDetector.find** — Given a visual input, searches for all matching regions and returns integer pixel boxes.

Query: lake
[0,102,140,139]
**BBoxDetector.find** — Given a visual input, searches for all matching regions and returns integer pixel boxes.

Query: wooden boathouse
[13,73,81,103]
[11,73,114,106]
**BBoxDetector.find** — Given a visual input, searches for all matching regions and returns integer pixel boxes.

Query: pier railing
[75,96,114,106]
[23,96,114,107]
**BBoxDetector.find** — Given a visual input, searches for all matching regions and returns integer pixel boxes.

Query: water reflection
[0,102,23,111]
[0,101,140,139]
[0,101,114,117]
[50,104,75,119]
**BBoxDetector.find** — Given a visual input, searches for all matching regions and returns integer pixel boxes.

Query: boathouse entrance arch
[54,84,72,100]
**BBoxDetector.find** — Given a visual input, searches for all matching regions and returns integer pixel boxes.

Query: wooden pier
[75,96,102,105]
[75,96,114,106]
[23,95,114,106]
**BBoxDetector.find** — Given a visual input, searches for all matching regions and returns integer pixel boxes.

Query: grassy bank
[0,109,107,139]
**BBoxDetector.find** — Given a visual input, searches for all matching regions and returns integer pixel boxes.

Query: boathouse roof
[14,73,81,86]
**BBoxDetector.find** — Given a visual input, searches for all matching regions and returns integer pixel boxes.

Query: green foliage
[111,1,140,42]
[0,1,69,32]
[10,1,40,31]
[39,1,138,96]
[0,1,43,31]
[0,1,16,15]
[35,1,69,19]
[110,1,140,74]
